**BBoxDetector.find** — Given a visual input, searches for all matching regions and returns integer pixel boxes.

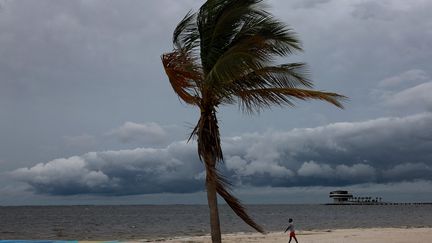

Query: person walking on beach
[284,218,298,243]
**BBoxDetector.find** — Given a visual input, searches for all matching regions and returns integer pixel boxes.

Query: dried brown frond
[161,51,202,105]
[206,166,265,234]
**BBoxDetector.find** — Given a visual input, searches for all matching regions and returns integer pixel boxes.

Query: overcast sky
[1,0,432,205]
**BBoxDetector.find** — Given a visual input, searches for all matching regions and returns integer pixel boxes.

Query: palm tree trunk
[197,108,223,242]
[206,164,222,243]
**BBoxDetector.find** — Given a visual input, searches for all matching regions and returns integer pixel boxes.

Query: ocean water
[1,204,431,240]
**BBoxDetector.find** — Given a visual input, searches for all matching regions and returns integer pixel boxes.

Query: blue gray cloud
[11,112,432,195]
[12,142,202,195]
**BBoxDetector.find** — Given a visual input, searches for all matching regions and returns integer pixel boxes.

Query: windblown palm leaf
[162,0,345,240]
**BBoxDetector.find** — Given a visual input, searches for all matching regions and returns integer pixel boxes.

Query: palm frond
[232,14,302,56]
[198,0,266,73]
[161,51,202,105]
[205,16,303,89]
[248,63,312,88]
[213,63,311,105]
[206,1,269,65]
[173,10,200,51]
[237,87,346,113]
[231,63,312,89]
[206,48,267,88]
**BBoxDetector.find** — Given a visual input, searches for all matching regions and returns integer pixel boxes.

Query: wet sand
[156,227,432,243]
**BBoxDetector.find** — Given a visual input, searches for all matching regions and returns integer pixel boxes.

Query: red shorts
[289,232,296,237]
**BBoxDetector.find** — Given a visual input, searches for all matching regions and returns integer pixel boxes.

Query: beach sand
[155,227,432,243]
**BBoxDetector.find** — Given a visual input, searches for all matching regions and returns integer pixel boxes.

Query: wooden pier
[325,202,432,205]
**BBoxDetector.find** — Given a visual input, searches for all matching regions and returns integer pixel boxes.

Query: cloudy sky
[1,0,432,205]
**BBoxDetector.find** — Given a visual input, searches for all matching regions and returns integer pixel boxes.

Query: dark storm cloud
[12,113,432,195]
[221,112,432,187]
[12,142,203,195]
[383,163,432,182]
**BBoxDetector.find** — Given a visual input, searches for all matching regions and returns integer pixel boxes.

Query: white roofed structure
[329,190,353,204]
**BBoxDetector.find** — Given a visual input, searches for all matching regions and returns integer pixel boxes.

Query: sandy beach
[154,227,432,243]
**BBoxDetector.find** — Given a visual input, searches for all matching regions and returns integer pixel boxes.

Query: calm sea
[1,204,431,240]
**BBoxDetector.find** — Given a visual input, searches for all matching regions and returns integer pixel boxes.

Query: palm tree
[162,0,345,242]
